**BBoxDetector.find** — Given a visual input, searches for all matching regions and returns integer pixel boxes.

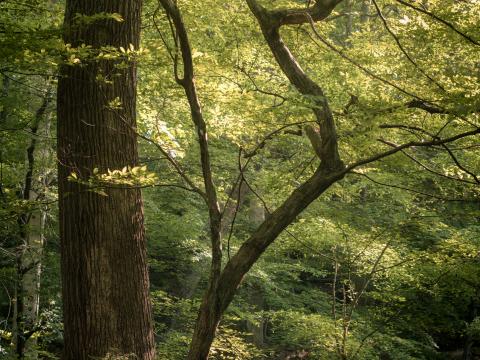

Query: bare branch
[441,144,479,184]
[159,0,222,276]
[378,139,477,185]
[346,127,480,171]
[135,131,207,199]
[379,125,479,184]
[237,65,287,107]
[352,171,475,202]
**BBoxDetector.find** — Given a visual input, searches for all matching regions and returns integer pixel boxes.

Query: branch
[246,0,343,172]
[256,0,345,27]
[378,140,477,185]
[135,131,207,199]
[237,65,287,107]
[406,100,455,114]
[352,171,475,202]
[226,148,245,261]
[304,16,439,106]
[243,120,315,159]
[394,0,480,46]
[371,0,445,91]
[379,123,438,138]
[441,144,479,184]
[159,0,222,281]
[346,127,480,171]
[216,165,345,313]
[343,241,392,343]
[379,125,479,184]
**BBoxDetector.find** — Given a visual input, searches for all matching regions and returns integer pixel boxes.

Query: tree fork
[155,0,346,358]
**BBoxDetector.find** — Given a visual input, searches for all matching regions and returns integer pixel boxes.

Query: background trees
[1,0,479,359]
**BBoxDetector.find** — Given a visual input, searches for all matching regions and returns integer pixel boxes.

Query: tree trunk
[157,1,344,358]
[22,203,46,359]
[246,194,265,347]
[57,1,155,359]
[13,87,52,359]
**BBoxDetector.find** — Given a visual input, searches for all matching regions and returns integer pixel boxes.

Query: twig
[394,0,480,46]
[371,0,445,91]
[304,14,439,106]
[351,171,474,202]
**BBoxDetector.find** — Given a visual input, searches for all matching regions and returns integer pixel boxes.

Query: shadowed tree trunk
[56,0,155,359]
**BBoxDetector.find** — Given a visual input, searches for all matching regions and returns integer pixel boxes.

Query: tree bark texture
[57,1,155,359]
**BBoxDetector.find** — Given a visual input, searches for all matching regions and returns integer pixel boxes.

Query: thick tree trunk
[57,1,155,359]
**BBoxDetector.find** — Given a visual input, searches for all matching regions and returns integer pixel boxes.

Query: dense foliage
[1,0,479,359]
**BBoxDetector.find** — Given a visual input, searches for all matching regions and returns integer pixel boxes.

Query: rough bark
[57,1,155,359]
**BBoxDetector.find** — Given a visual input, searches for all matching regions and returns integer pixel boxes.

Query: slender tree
[56,1,155,359]
[14,87,52,359]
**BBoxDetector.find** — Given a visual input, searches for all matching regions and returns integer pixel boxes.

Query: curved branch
[352,171,474,202]
[159,0,222,280]
[268,0,344,26]
[246,0,343,172]
[379,140,478,185]
[346,127,480,171]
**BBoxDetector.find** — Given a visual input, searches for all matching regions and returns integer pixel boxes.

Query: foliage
[1,0,479,358]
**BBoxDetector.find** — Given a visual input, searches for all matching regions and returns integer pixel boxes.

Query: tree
[56,0,155,358]
[152,0,479,358]
[1,0,479,358]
